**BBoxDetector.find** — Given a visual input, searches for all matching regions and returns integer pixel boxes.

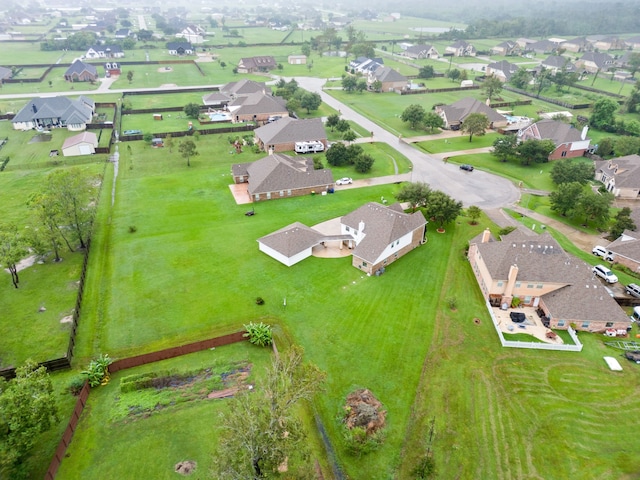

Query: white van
[632,306,640,322]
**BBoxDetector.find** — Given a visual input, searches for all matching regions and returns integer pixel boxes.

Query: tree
[394,182,432,212]
[425,190,463,231]
[301,42,311,57]
[342,129,357,143]
[219,61,227,69]
[126,70,133,83]
[492,135,518,162]
[184,103,200,119]
[325,142,349,166]
[354,153,374,173]
[0,360,58,477]
[423,112,444,132]
[467,205,482,225]
[400,104,426,130]
[27,193,64,262]
[614,135,640,156]
[461,113,489,142]
[446,68,461,83]
[0,224,28,289]
[482,75,503,103]
[510,68,532,90]
[355,79,367,93]
[299,92,321,114]
[549,182,584,216]
[370,80,382,92]
[609,207,636,239]
[335,119,351,133]
[178,139,198,167]
[418,65,435,79]
[326,114,340,131]
[534,67,552,96]
[164,133,174,153]
[345,144,363,164]
[628,52,640,78]
[143,132,154,145]
[516,139,555,165]
[341,75,357,93]
[576,189,613,228]
[590,97,618,129]
[213,345,325,479]
[550,159,595,185]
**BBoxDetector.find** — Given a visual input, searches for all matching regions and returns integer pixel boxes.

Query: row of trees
[492,136,556,165]
[394,182,464,230]
[0,168,98,288]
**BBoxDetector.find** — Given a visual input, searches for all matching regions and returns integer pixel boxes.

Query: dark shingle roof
[12,96,93,125]
[439,97,506,124]
[520,119,587,146]
[254,117,326,145]
[229,92,287,116]
[371,66,407,83]
[220,79,270,96]
[65,59,97,77]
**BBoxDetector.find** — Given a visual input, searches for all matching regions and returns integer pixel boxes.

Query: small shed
[288,55,307,65]
[153,113,163,121]
[62,131,98,156]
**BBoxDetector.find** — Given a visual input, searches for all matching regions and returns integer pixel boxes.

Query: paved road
[294,77,520,209]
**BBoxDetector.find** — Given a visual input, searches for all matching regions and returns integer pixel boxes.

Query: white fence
[486,302,583,352]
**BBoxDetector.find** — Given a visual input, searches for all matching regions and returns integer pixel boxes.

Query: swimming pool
[208,113,230,121]
[504,115,529,124]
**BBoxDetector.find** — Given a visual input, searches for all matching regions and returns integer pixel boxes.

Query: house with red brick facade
[517,120,591,160]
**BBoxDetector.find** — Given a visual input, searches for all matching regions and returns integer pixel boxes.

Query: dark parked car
[460,164,474,172]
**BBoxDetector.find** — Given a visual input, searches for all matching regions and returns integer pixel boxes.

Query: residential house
[232,153,333,202]
[539,55,576,74]
[491,41,520,56]
[367,66,408,92]
[201,92,231,108]
[435,97,507,130]
[349,57,384,74]
[220,79,271,98]
[12,96,94,131]
[468,227,631,333]
[237,56,277,73]
[114,28,132,39]
[445,40,476,57]
[625,36,640,50]
[253,117,327,152]
[485,60,520,82]
[516,38,537,52]
[528,40,558,55]
[288,55,307,65]
[590,36,625,51]
[104,62,121,76]
[605,227,640,273]
[517,120,590,160]
[176,24,207,44]
[560,37,591,53]
[166,42,193,56]
[64,60,98,82]
[595,155,640,199]
[402,44,439,59]
[227,92,288,123]
[62,131,98,156]
[575,52,614,74]
[257,202,427,273]
[85,44,124,59]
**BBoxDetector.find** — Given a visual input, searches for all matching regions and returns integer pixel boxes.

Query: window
[279,190,284,197]
[606,322,614,328]
[524,296,532,304]
[287,189,292,196]
[362,261,367,267]
[527,284,534,289]
[582,321,590,329]
[557,320,565,327]
[536,284,543,289]
[561,151,567,157]
[515,282,521,288]
[345,226,350,232]
[497,281,504,287]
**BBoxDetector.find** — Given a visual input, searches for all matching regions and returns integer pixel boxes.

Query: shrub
[243,321,272,346]
[128,225,137,233]
[498,226,516,237]
[81,353,112,387]
[413,454,437,479]
[68,376,86,396]
[511,297,521,308]
[342,426,385,457]
[255,297,265,305]
[447,297,457,310]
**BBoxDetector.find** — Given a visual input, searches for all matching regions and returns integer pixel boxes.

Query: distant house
[625,36,640,50]
[253,117,327,152]
[595,155,640,199]
[539,55,576,74]
[201,92,231,107]
[516,38,538,51]
[220,79,271,98]
[528,40,558,55]
[104,61,121,76]
[445,40,476,57]
[288,55,307,65]
[232,153,333,202]
[468,227,631,333]
[367,66,408,92]
[349,57,384,73]
[561,37,591,53]
[575,52,614,74]
[227,92,288,124]
[237,56,277,73]
[64,60,98,82]
[12,96,94,131]
[176,24,207,44]
[485,60,520,82]
[491,41,520,56]
[62,131,98,156]
[166,42,193,56]
[517,120,590,160]
[257,202,427,273]
[114,28,132,39]
[85,44,124,59]
[402,44,439,59]
[590,36,625,51]
[435,97,507,130]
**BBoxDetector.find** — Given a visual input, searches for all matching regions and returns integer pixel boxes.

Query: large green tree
[27,193,65,261]
[482,75,503,103]
[213,346,325,479]
[576,189,613,228]
[549,182,584,216]
[325,142,349,166]
[400,104,426,130]
[550,159,594,185]
[0,224,28,289]
[354,153,375,173]
[0,360,58,477]
[590,97,618,129]
[423,112,444,132]
[492,135,518,162]
[510,68,532,90]
[299,92,321,114]
[425,190,463,231]
[516,139,555,165]
[609,207,636,239]
[326,114,340,131]
[418,65,435,79]
[342,75,357,93]
[461,113,490,142]
[184,103,201,119]
[394,182,432,212]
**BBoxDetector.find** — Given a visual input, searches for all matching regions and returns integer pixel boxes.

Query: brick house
[253,117,327,152]
[517,120,590,160]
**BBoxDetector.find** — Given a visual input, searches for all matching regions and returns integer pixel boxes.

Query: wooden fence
[120,123,256,142]
[400,85,480,95]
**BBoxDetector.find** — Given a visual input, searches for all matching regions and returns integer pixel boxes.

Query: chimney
[481,228,491,243]
[581,125,589,140]
[503,264,519,305]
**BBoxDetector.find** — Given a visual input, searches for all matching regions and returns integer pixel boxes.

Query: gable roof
[258,222,325,258]
[487,60,519,80]
[254,117,326,145]
[597,155,640,188]
[220,79,270,97]
[88,44,123,53]
[403,44,437,57]
[370,65,407,84]
[12,96,94,125]
[166,41,193,51]
[341,202,426,263]
[239,56,277,70]
[65,59,97,77]
[0,66,12,81]
[62,131,98,149]
[228,92,287,116]
[235,153,333,195]
[439,97,506,124]
[519,119,587,146]
[578,51,614,68]
[541,55,576,70]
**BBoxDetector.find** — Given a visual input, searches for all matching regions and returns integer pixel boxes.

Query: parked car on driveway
[592,245,614,261]
[592,264,618,284]
[626,283,640,298]
[335,177,353,185]
[460,164,474,171]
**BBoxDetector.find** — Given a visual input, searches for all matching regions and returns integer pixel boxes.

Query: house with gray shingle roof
[625,36,640,50]
[367,66,408,92]
[595,155,640,199]
[528,40,558,55]
[445,40,476,57]
[220,79,271,98]
[64,59,98,82]
[402,44,439,59]
[485,60,520,82]
[517,119,590,160]
[166,42,193,55]
[85,44,124,59]
[253,117,327,152]
[237,56,277,73]
[12,96,94,131]
[0,66,12,84]
[227,92,288,124]
[491,41,520,56]
[539,55,576,74]
[605,226,640,273]
[575,52,614,74]
[257,202,427,272]
[561,37,591,53]
[468,227,631,333]
[435,97,507,130]
[232,153,333,202]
